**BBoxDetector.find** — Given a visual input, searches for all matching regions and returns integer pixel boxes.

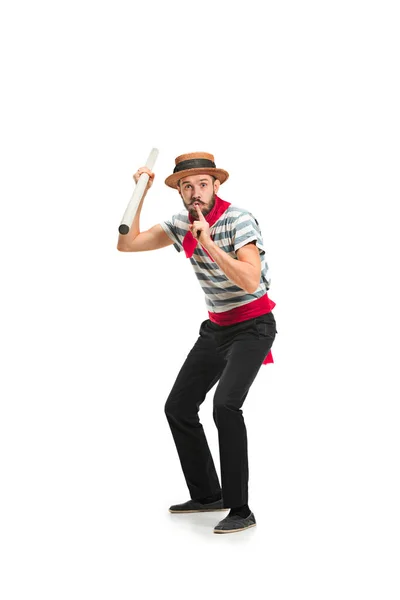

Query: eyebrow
[181,178,210,185]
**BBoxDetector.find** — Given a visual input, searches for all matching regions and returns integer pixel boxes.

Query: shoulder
[225,206,260,227]
[222,205,250,225]
[168,209,190,227]
[225,205,248,217]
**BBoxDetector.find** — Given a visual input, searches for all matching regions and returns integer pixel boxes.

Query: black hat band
[173,158,216,173]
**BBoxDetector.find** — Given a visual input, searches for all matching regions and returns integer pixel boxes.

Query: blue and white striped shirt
[159,205,271,313]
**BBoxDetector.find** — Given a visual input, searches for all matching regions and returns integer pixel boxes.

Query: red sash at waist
[208,293,276,365]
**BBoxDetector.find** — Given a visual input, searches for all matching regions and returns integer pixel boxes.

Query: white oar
[118,147,159,234]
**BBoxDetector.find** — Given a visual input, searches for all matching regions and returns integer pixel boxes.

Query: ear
[214,179,221,193]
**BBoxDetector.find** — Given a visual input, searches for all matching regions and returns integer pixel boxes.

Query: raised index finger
[195,205,206,219]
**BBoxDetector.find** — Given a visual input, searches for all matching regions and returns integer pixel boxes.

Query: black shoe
[213,511,256,534]
[169,498,228,513]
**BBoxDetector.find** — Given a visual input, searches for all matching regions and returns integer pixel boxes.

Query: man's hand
[133,166,155,190]
[189,205,211,245]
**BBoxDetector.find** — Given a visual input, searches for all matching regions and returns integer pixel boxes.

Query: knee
[164,396,196,421]
[164,397,177,419]
[213,401,242,426]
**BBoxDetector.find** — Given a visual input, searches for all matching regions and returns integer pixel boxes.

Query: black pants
[164,312,277,508]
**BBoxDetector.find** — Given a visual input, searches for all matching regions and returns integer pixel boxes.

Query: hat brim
[165,168,229,189]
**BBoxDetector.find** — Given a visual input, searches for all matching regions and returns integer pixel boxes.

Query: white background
[1,0,399,598]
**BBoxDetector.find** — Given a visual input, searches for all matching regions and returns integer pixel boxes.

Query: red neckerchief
[182,195,231,259]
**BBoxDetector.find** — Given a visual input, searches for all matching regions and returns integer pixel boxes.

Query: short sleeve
[233,212,265,256]
[159,217,182,253]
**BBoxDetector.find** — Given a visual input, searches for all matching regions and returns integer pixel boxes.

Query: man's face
[178,174,220,217]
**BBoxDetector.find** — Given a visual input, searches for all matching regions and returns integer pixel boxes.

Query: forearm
[201,238,258,294]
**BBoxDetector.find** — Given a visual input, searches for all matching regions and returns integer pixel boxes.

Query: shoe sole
[213,523,257,534]
[169,508,229,513]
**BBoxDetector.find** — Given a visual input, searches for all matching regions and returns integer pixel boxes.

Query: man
[117,152,277,534]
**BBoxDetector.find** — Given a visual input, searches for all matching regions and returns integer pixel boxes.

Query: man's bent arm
[200,238,259,294]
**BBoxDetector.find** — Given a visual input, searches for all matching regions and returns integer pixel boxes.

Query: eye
[200,183,207,187]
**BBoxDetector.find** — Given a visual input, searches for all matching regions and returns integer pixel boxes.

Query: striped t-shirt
[159,204,272,314]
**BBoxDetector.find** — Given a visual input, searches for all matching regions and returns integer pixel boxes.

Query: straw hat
[165,152,229,189]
